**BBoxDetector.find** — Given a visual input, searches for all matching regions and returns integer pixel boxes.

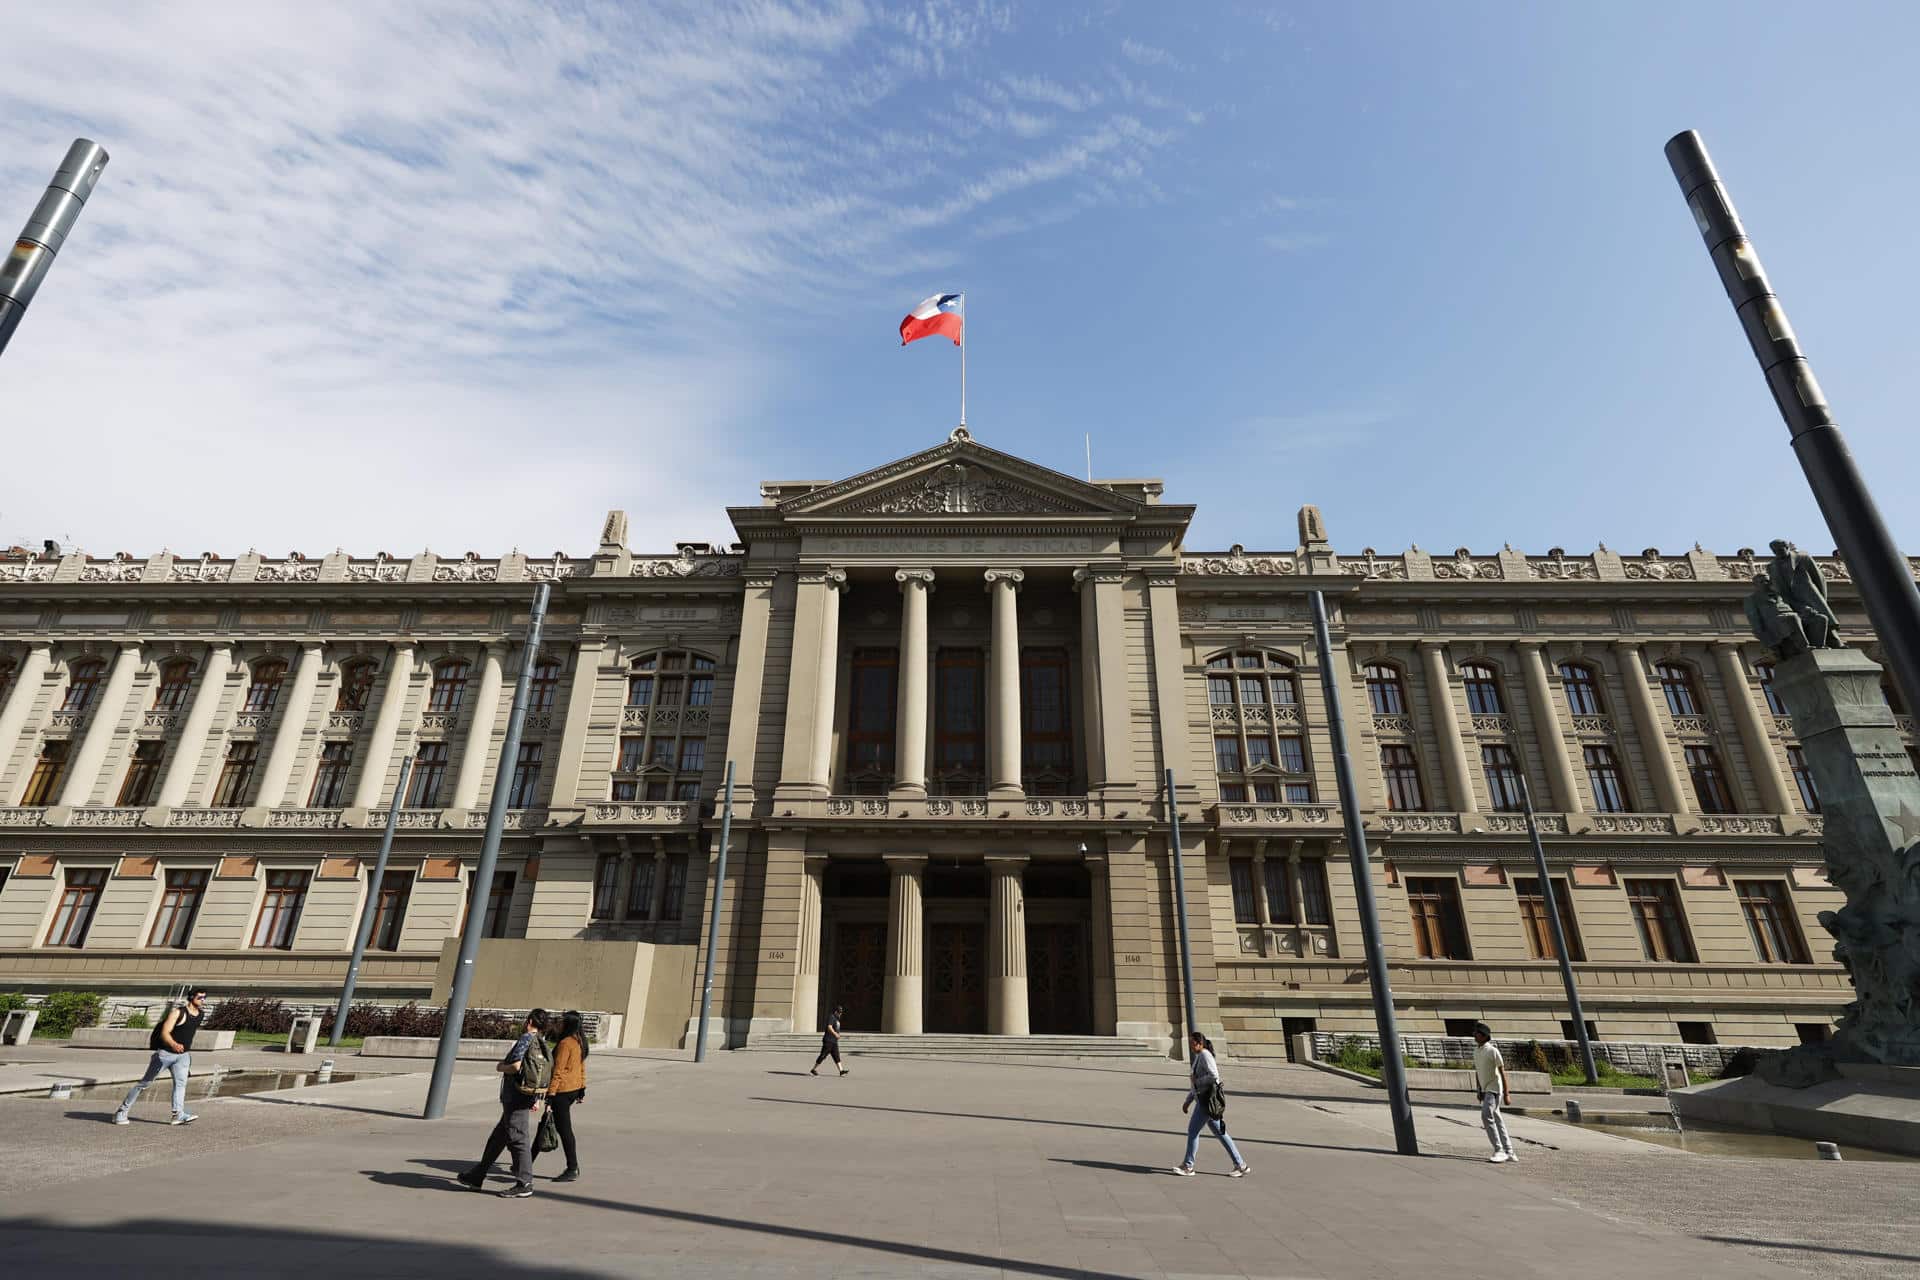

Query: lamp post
[333,755,414,1047]
[1517,775,1598,1084]
[1665,131,1920,713]
[0,139,109,358]
[693,761,737,1062]
[1164,768,1199,1048]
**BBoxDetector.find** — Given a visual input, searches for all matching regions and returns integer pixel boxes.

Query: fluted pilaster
[882,854,927,1034]
[986,854,1029,1035]
[985,568,1024,798]
[893,570,935,796]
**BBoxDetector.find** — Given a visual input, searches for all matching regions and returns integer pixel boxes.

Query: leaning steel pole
[0,139,109,358]
[693,760,737,1063]
[332,754,414,1047]
[1666,131,1920,713]
[1518,775,1598,1085]
[424,582,550,1119]
[1164,768,1199,1049]
[1310,590,1418,1155]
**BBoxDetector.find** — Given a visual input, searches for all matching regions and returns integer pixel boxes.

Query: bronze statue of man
[1744,574,1809,659]
[1766,539,1845,649]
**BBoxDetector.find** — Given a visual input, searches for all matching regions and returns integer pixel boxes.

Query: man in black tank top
[113,986,208,1126]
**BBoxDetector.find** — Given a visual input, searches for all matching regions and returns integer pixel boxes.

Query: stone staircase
[736,1032,1167,1060]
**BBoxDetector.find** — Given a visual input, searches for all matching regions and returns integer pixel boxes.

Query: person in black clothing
[112,986,208,1125]
[457,1009,550,1198]
[810,1005,848,1076]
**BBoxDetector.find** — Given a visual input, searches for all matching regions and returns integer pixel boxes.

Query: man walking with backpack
[111,985,209,1126]
[457,1009,551,1198]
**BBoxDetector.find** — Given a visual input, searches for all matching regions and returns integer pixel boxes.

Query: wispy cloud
[1120,38,1186,71]
[0,1,1195,555]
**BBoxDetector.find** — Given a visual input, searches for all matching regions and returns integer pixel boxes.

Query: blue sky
[4,2,1917,559]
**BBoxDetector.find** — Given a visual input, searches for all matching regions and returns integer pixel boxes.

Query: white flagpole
[959,292,967,427]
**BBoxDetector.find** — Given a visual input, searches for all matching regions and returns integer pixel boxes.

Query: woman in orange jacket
[535,1009,589,1182]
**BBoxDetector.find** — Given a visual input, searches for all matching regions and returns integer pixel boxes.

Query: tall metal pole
[694,760,737,1062]
[0,139,109,358]
[1518,774,1598,1085]
[1164,768,1200,1049]
[424,582,550,1119]
[1310,590,1418,1155]
[332,754,414,1047]
[1666,131,1920,714]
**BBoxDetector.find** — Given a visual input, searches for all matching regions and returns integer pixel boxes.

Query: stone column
[451,643,506,810]
[56,644,141,807]
[1615,642,1690,813]
[985,569,1025,798]
[1085,851,1117,1034]
[809,569,849,792]
[351,643,417,810]
[0,643,52,801]
[252,643,325,809]
[548,639,605,812]
[1713,640,1796,814]
[1072,571,1106,789]
[719,572,778,803]
[792,854,827,1035]
[986,855,1030,1035]
[1518,642,1583,812]
[893,570,935,797]
[882,854,926,1034]
[153,643,232,809]
[1088,570,1136,793]
[1417,641,1477,813]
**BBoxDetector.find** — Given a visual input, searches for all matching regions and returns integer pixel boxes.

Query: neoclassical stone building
[0,429,1872,1052]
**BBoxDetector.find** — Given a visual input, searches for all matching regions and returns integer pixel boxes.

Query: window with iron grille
[661,851,689,921]
[1514,876,1584,961]
[1364,663,1407,715]
[1261,860,1291,922]
[1559,662,1603,716]
[1021,647,1073,792]
[1298,859,1332,926]
[1684,745,1735,814]
[627,856,657,918]
[1625,879,1696,962]
[1229,859,1258,923]
[251,870,311,949]
[1656,663,1702,717]
[1737,879,1810,964]
[1381,744,1424,811]
[46,867,107,947]
[244,661,286,714]
[846,647,898,791]
[211,741,259,806]
[153,659,195,711]
[117,740,166,806]
[309,742,353,807]
[1461,662,1505,715]
[933,648,985,794]
[62,660,104,712]
[147,869,208,948]
[591,855,621,919]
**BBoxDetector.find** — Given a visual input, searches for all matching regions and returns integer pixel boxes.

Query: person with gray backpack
[1174,1030,1250,1178]
[457,1009,551,1198]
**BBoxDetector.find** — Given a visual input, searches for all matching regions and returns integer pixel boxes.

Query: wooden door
[1026,922,1091,1034]
[926,922,987,1032]
[831,921,886,1032]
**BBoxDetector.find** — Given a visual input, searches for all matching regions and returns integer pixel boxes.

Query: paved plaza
[2,1045,1915,1278]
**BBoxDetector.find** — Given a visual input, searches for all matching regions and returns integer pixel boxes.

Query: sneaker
[1172,1165,1195,1177]
[455,1171,485,1191]
[555,1168,580,1183]
[170,1113,197,1126]
[111,1112,130,1126]
[1504,1151,1519,1163]
[1230,1165,1250,1178]
[1488,1151,1512,1164]
[498,1185,533,1199]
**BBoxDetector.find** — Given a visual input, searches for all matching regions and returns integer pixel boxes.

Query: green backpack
[514,1036,554,1096]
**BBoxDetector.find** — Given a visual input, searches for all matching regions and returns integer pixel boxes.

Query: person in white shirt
[1471,1022,1515,1163]
[1173,1031,1250,1177]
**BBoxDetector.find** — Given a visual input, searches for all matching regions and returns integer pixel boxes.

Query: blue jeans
[117,1050,190,1117]
[1183,1104,1245,1168]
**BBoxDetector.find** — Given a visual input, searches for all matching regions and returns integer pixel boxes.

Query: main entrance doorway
[1026,922,1092,1034]
[926,921,987,1032]
[830,921,886,1032]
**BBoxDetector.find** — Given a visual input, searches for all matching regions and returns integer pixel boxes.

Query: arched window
[1558,662,1602,716]
[153,659,196,711]
[428,659,471,713]
[243,660,287,714]
[1655,663,1701,717]
[62,659,105,712]
[1460,662,1504,715]
[1206,650,1313,804]
[1754,662,1788,717]
[1364,664,1407,715]
[614,650,716,803]
[335,659,378,712]
[527,656,563,713]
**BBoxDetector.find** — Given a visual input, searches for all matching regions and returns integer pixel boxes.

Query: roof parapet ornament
[599,509,628,552]
[949,425,973,444]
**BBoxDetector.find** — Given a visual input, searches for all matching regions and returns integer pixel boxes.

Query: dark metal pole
[1666,131,1920,714]
[693,760,737,1062]
[1164,767,1199,1049]
[1518,775,1598,1084]
[332,754,413,1047]
[0,139,109,358]
[424,582,550,1119]
[1310,590,1418,1155]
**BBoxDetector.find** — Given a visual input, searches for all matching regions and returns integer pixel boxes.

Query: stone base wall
[1306,1030,1747,1075]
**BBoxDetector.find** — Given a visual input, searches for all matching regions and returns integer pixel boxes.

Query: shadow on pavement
[1703,1236,1920,1264]
[0,1217,608,1278]
[747,1094,1399,1156]
[1048,1158,1174,1176]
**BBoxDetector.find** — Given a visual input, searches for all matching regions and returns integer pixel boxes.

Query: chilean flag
[900,292,964,346]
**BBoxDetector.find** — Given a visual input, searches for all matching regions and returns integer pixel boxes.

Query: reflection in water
[1544,1116,1915,1162]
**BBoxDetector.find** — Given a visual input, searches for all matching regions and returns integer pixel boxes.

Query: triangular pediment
[778,429,1140,519]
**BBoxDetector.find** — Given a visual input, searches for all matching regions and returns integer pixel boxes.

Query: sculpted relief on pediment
[844,463,1084,516]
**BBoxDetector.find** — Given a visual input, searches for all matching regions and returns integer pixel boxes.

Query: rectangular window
[847,648,898,780]
[1514,876,1585,961]
[1299,859,1332,926]
[250,870,311,949]
[651,737,677,766]
[117,740,166,807]
[1244,736,1273,769]
[1238,675,1266,705]
[1658,665,1701,717]
[1737,879,1811,964]
[21,740,70,806]
[1248,782,1273,802]
[211,741,259,807]
[645,779,669,801]
[687,675,714,707]
[1262,859,1292,923]
[147,869,209,948]
[661,852,689,921]
[483,871,516,939]
[1284,782,1314,804]
[527,662,560,713]
[617,735,645,773]
[405,743,449,808]
[62,662,105,712]
[309,742,353,807]
[1274,735,1307,773]
[1787,746,1820,813]
[674,780,700,802]
[428,662,469,714]
[1685,745,1735,814]
[657,675,683,706]
[678,738,705,774]
[244,664,286,714]
[507,742,543,808]
[1560,663,1602,716]
[1625,879,1696,963]
[934,649,985,785]
[1480,743,1525,812]
[1229,858,1258,923]
[591,854,621,919]
[1214,736,1243,773]
[628,856,657,919]
[1582,745,1631,812]
[627,674,653,706]
[1756,662,1789,717]
[1219,783,1247,802]
[1208,676,1234,706]
[45,867,107,947]
[1405,876,1470,960]
[1366,666,1406,715]
[1020,648,1072,785]
[1381,744,1424,811]
[370,870,414,951]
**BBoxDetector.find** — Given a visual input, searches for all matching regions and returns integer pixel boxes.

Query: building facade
[0,429,1877,1052]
